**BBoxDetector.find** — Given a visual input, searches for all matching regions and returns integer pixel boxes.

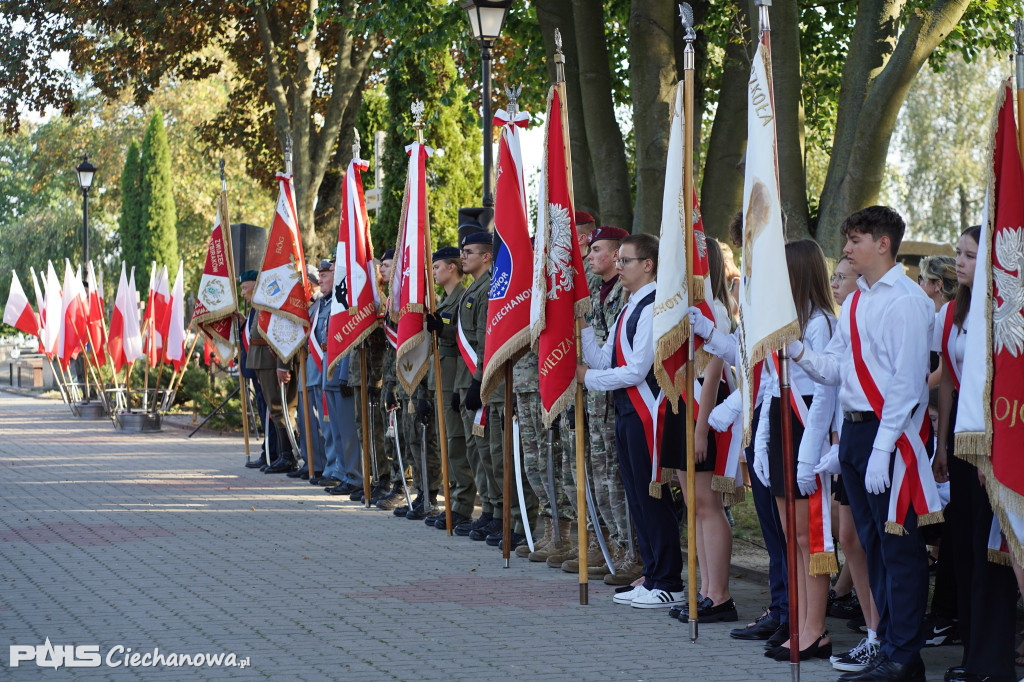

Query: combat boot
[516,517,551,558]
[562,532,604,574]
[544,522,578,568]
[587,536,620,578]
[604,551,644,586]
[529,519,570,562]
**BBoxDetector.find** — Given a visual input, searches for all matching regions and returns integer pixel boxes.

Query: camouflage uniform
[428,282,475,517]
[513,351,573,522]
[349,325,393,486]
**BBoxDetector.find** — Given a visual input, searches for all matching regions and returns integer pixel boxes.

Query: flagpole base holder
[503,558,509,569]
[114,411,162,433]
[74,402,107,420]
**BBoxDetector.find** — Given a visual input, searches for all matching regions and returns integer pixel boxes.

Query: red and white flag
[162,261,186,370]
[252,172,311,362]
[42,262,62,357]
[481,103,533,402]
[653,81,715,411]
[737,25,800,444]
[529,83,591,427]
[327,153,380,374]
[192,196,238,363]
[956,80,1024,564]
[109,263,144,373]
[389,139,432,395]
[85,262,107,367]
[29,267,48,354]
[144,263,170,366]
[57,260,87,370]
[4,271,39,338]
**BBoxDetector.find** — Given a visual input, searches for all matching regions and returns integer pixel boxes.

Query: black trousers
[840,418,928,667]
[948,452,1017,678]
[615,407,683,593]
[748,409,789,623]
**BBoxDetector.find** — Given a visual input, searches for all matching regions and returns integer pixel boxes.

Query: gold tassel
[988,549,1012,566]
[724,488,746,506]
[918,510,945,527]
[884,521,908,536]
[711,475,735,494]
[472,424,485,438]
[649,481,663,499]
[809,552,838,577]
[691,276,705,302]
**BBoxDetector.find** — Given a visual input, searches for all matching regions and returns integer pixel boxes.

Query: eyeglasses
[831,273,850,284]
[460,248,484,257]
[615,256,648,266]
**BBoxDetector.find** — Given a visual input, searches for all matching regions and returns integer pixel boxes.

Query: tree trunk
[699,0,751,241]
[314,78,366,247]
[535,0,599,221]
[815,0,969,255]
[570,0,632,229]
[629,0,679,235]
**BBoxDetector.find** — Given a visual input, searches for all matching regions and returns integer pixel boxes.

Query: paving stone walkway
[0,392,963,680]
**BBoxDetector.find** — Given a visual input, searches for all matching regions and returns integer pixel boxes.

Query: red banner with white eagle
[481,105,532,402]
[529,83,592,427]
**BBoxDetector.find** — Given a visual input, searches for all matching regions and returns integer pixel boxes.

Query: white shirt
[796,264,934,454]
[582,281,656,392]
[932,302,967,377]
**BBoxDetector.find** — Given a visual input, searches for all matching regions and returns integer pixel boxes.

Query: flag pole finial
[755,0,771,33]
[1014,18,1023,90]
[553,28,566,83]
[284,133,293,174]
[353,129,361,161]
[679,3,696,68]
[219,158,226,192]
[503,83,523,120]
[411,100,425,144]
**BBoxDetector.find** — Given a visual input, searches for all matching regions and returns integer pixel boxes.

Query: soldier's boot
[604,548,645,586]
[587,535,619,578]
[561,531,604,574]
[516,517,551,558]
[530,519,570,563]
[541,521,577,567]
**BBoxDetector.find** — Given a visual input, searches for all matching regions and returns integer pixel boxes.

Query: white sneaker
[613,585,648,605]
[630,588,685,609]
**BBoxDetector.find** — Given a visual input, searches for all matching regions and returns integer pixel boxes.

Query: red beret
[588,225,629,245]
[574,210,596,226]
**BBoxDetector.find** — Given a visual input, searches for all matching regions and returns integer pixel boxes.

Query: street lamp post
[76,154,96,265]
[460,0,512,220]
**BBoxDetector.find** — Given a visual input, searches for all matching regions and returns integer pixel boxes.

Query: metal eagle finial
[411,100,425,129]
[554,28,563,55]
[352,129,361,160]
[504,83,523,119]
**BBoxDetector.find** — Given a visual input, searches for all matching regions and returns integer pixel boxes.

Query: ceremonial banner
[653,81,715,411]
[42,262,62,357]
[253,172,311,363]
[85,262,107,367]
[192,197,238,359]
[389,141,432,395]
[529,84,591,427]
[163,261,186,370]
[327,155,380,372]
[109,263,144,373]
[481,105,533,401]
[4,271,39,338]
[956,80,1024,563]
[737,29,800,444]
[57,260,86,370]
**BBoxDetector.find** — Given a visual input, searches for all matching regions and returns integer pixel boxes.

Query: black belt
[844,410,878,423]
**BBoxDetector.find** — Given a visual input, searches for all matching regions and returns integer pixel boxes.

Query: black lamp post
[76,154,96,265]
[460,0,512,217]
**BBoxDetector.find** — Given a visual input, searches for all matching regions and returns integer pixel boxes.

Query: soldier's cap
[306,263,320,286]
[239,269,258,283]
[574,210,596,226]
[460,231,493,249]
[318,258,334,272]
[432,246,460,262]
[589,225,629,246]
[381,248,395,261]
[458,207,492,244]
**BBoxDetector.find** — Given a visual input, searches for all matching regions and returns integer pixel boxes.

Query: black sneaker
[470,518,502,541]
[828,589,861,620]
[922,614,959,647]
[830,637,880,672]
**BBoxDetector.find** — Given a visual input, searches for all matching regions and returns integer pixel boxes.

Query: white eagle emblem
[546,202,573,298]
[993,227,1024,357]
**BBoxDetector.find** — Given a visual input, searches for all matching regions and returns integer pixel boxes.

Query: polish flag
[42,262,62,357]
[30,267,47,354]
[85,262,107,367]
[3,271,39,337]
[109,264,145,373]
[57,260,87,370]
[162,261,186,370]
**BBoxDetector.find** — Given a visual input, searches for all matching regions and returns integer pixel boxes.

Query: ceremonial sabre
[279,383,302,463]
[513,414,534,553]
[545,427,559,529]
[584,460,615,575]
[419,420,430,510]
[368,392,380,486]
[264,406,272,466]
[387,409,414,509]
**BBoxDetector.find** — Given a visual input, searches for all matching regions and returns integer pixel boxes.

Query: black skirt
[767,394,814,499]
[678,380,731,473]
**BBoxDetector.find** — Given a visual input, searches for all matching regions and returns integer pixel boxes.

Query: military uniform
[348,325,391,492]
[296,292,327,476]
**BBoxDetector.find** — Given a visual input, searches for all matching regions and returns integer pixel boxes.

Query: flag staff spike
[756,0,772,33]
[553,28,565,84]
[284,133,293,174]
[679,0,699,645]
[353,128,361,161]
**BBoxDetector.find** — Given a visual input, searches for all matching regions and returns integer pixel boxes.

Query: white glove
[786,339,804,360]
[814,444,841,476]
[687,306,715,339]
[797,461,818,496]
[865,447,892,495]
[708,395,741,432]
[753,446,770,488]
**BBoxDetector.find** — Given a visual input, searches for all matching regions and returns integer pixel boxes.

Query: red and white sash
[456,291,486,435]
[710,371,744,503]
[768,352,836,575]
[940,302,961,392]
[308,303,324,372]
[850,291,944,533]
[242,313,252,354]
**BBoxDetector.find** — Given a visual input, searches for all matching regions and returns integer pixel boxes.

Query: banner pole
[503,366,513,567]
[219,159,251,460]
[574,320,588,605]
[359,347,372,508]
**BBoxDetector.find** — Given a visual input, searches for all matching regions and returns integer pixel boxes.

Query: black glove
[464,379,483,412]
[416,399,431,425]
[425,312,443,333]
[340,385,353,397]
[450,391,460,411]
[384,388,398,410]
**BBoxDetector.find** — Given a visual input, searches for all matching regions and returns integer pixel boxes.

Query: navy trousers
[253,379,279,460]
[747,410,789,623]
[840,419,928,666]
[615,407,683,593]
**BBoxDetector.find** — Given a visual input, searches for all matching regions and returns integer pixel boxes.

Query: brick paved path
[0,392,962,680]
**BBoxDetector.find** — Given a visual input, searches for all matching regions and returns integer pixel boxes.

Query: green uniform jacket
[454,271,490,391]
[427,282,466,394]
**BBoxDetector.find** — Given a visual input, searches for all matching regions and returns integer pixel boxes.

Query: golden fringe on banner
[542,383,574,430]
[648,467,676,499]
[809,552,838,577]
[711,474,735,494]
[979,457,1024,568]
[481,331,529,402]
[691,276,705,302]
[724,487,746,506]
[954,432,990,465]
[988,548,1012,566]
[395,328,430,396]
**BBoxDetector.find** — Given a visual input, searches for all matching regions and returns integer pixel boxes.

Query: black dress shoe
[264,458,298,474]
[328,482,360,495]
[730,610,781,640]
[286,465,309,478]
[349,490,365,502]
[840,655,925,682]
[435,511,471,530]
[685,598,738,623]
[244,458,264,469]
[316,477,342,487]
[306,472,322,484]
[764,623,789,649]
[669,595,706,621]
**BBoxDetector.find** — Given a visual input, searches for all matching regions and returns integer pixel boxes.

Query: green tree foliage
[376,48,482,255]
[138,111,179,279]
[118,141,143,269]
